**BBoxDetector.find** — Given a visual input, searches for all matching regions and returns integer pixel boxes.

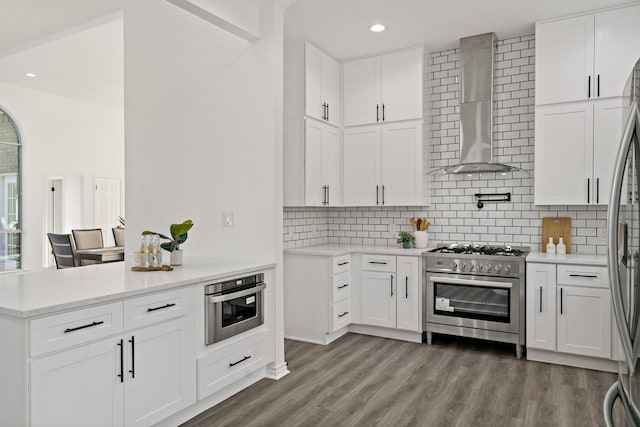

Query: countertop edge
[526,252,608,266]
[285,245,430,257]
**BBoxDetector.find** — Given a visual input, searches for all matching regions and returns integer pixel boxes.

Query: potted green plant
[143,219,193,265]
[397,231,414,249]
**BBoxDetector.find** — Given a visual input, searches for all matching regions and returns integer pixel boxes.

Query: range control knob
[485,264,492,272]
[461,263,467,270]
[505,265,512,273]
[496,264,503,272]
[451,262,458,270]
[469,264,475,271]
[476,264,483,271]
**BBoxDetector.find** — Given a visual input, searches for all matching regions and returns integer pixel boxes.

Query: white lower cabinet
[526,262,612,365]
[360,255,420,332]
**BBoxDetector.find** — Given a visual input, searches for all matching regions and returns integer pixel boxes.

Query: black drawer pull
[369,261,388,265]
[338,284,349,289]
[539,287,542,313]
[229,355,251,367]
[64,320,104,333]
[147,303,176,312]
[338,311,349,318]
[338,261,349,266]
[569,274,598,279]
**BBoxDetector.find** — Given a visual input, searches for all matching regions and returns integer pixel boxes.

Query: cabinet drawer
[124,287,191,330]
[362,254,396,272]
[196,333,266,400]
[332,272,351,303]
[331,299,351,332]
[557,265,608,288]
[30,301,123,357]
[332,255,351,274]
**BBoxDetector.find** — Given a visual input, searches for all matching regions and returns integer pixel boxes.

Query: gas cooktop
[428,244,527,257]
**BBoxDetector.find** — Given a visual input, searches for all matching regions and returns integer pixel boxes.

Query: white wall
[0,82,124,269]
[124,0,282,261]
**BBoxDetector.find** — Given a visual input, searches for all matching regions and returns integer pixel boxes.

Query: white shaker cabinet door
[343,56,380,126]
[535,15,594,105]
[304,42,324,122]
[534,102,593,205]
[304,119,325,206]
[380,121,423,206]
[31,338,124,427]
[124,319,195,427]
[380,48,423,123]
[322,54,341,127]
[343,125,379,206]
[361,271,396,329]
[322,124,341,206]
[593,97,629,205]
[396,256,420,332]
[556,286,611,359]
[526,263,557,351]
[595,5,640,99]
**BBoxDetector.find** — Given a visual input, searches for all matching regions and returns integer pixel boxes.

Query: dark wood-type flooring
[182,333,620,427]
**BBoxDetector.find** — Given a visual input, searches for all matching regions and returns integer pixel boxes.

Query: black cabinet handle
[376,185,379,205]
[376,104,379,122]
[338,311,349,318]
[147,303,176,312]
[322,103,327,120]
[369,261,388,265]
[588,75,591,98]
[337,261,349,266]
[560,288,563,315]
[117,339,124,383]
[587,178,590,203]
[327,185,330,205]
[129,336,135,378]
[539,287,542,313]
[597,74,600,97]
[326,103,329,121]
[229,355,251,367]
[338,283,349,289]
[390,274,394,297]
[569,274,598,278]
[382,103,385,121]
[381,185,385,205]
[64,320,104,334]
[322,185,328,205]
[596,178,600,204]
[405,276,408,299]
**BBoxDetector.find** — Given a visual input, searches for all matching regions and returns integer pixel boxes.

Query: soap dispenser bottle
[556,237,566,254]
[546,236,556,254]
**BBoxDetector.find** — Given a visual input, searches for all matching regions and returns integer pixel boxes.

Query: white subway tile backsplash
[284,34,608,254]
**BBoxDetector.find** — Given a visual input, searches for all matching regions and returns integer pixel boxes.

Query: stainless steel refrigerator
[605,57,640,426]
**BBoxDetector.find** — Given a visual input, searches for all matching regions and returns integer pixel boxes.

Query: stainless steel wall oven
[205,273,266,345]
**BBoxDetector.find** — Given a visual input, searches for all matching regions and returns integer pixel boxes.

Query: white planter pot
[414,231,429,249]
[170,249,183,266]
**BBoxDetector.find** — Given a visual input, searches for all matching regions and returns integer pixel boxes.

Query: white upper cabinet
[343,120,423,206]
[304,119,341,206]
[343,46,423,126]
[536,4,640,105]
[304,42,341,127]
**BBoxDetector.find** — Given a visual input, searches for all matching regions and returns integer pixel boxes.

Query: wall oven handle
[428,276,512,289]
[569,274,598,279]
[208,283,266,304]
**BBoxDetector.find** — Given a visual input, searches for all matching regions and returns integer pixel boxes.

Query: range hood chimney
[441,32,522,174]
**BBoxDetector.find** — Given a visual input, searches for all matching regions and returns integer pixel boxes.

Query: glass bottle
[153,234,162,266]
[139,235,149,267]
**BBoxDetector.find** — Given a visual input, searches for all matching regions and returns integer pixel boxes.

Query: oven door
[205,283,265,345]
[426,273,519,334]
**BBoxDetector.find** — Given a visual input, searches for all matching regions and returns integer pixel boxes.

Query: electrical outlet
[221,211,234,227]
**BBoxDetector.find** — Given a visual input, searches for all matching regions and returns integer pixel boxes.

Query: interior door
[94,177,121,246]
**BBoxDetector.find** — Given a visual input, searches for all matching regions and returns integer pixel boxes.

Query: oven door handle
[207,283,266,304]
[428,276,513,289]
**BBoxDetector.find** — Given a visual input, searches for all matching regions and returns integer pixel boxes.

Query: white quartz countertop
[526,252,608,267]
[285,244,432,257]
[0,257,275,318]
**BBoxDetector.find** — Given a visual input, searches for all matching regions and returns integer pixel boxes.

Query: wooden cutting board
[130,265,174,272]
[541,217,571,253]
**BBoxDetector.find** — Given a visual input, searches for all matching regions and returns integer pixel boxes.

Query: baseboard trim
[265,361,290,380]
[527,348,617,373]
[348,324,422,343]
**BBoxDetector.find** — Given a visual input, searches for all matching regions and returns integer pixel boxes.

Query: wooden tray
[130,265,174,272]
[541,217,571,253]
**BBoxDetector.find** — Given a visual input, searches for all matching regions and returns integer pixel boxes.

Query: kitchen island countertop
[0,257,275,318]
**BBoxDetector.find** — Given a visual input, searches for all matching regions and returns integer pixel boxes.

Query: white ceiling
[0,1,123,109]
[285,0,637,59]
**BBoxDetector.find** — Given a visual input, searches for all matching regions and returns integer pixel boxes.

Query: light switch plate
[221,211,234,227]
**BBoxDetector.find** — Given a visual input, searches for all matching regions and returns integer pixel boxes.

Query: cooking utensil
[417,218,422,231]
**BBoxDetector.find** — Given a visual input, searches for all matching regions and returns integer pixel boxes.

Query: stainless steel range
[424,244,528,358]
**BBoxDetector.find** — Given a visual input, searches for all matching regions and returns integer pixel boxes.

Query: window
[0,109,21,270]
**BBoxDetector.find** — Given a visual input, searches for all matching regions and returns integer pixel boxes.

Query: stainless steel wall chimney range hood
[437,32,523,174]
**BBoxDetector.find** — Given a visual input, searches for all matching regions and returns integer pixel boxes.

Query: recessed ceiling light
[370,24,385,32]
[25,73,36,78]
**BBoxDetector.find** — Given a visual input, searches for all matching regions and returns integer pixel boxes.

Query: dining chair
[47,233,77,269]
[72,229,104,250]
[112,227,125,247]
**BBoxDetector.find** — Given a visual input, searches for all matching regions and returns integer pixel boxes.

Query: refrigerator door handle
[608,101,640,374]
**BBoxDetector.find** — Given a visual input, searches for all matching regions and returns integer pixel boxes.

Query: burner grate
[429,245,525,257]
